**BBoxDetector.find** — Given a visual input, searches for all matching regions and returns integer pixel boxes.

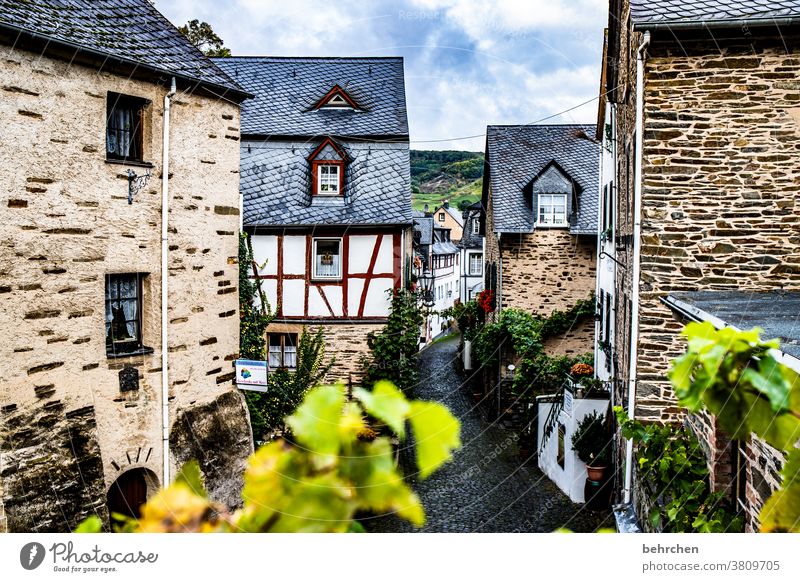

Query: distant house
[459,201,484,302]
[482,124,599,334]
[0,0,252,532]
[602,0,800,531]
[214,57,413,383]
[431,201,464,242]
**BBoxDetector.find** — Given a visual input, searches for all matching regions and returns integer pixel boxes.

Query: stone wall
[542,318,596,358]
[309,323,386,385]
[610,5,800,529]
[0,47,249,530]
[498,230,596,317]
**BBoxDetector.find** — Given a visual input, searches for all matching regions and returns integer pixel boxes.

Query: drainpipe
[623,31,650,505]
[161,77,177,486]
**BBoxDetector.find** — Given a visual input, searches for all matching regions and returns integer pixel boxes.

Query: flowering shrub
[570,362,594,377]
[476,289,495,314]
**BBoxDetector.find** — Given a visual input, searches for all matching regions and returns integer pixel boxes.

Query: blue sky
[157,0,608,151]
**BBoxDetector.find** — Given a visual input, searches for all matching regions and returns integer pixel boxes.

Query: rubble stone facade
[609,0,800,530]
[0,47,252,531]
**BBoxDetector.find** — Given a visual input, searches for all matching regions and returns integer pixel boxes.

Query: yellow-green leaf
[74,515,103,533]
[286,385,345,456]
[175,459,207,498]
[409,401,461,479]
[354,381,411,438]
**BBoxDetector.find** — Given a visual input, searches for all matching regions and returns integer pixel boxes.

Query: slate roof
[432,241,459,256]
[414,216,434,245]
[241,140,412,227]
[663,291,800,361]
[459,203,483,250]
[631,0,800,28]
[0,0,247,98]
[484,124,599,235]
[212,57,409,137]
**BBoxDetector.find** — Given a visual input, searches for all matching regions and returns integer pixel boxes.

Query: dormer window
[537,193,568,226]
[308,137,348,197]
[314,85,359,110]
[317,164,340,195]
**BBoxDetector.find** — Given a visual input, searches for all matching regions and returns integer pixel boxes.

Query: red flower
[477,289,495,314]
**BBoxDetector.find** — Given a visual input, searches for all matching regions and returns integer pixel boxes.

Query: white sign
[563,389,573,417]
[235,359,268,392]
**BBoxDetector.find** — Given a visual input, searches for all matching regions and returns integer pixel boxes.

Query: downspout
[161,77,177,486]
[623,31,650,505]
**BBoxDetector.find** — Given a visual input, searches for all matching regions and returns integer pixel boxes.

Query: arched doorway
[106,468,157,527]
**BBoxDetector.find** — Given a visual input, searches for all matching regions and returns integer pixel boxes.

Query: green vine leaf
[409,401,461,479]
[354,380,411,438]
[286,384,346,457]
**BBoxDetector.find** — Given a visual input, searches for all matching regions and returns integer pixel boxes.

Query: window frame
[267,333,298,370]
[312,237,343,280]
[468,253,483,276]
[106,92,149,164]
[472,219,480,235]
[536,193,569,227]
[438,212,445,222]
[311,161,344,196]
[105,273,151,358]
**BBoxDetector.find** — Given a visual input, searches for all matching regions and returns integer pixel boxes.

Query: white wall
[537,396,609,503]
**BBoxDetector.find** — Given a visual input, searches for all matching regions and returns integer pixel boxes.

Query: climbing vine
[669,322,800,532]
[614,406,742,533]
[361,289,424,392]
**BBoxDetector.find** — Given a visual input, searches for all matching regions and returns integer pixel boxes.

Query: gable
[315,85,359,109]
[307,137,348,162]
[531,163,574,194]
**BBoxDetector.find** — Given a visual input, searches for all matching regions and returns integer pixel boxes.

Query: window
[469,253,483,276]
[472,219,480,235]
[105,273,149,356]
[313,238,342,279]
[268,333,297,369]
[537,193,568,226]
[317,164,341,195]
[438,212,445,222]
[106,93,148,162]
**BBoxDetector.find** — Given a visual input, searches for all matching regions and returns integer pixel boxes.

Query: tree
[361,290,424,392]
[77,382,461,533]
[178,19,231,57]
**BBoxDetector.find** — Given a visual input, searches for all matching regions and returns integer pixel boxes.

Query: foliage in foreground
[615,407,742,533]
[669,322,800,532]
[78,382,461,533]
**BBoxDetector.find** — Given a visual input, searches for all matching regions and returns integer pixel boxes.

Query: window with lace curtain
[106,93,148,162]
[268,333,297,369]
[105,273,151,357]
[312,238,342,279]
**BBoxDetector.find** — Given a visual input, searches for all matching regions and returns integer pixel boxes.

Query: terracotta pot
[586,464,607,482]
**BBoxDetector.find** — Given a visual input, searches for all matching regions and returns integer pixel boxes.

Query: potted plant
[571,410,611,482]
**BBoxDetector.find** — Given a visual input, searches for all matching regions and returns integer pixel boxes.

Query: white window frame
[468,253,483,276]
[317,164,340,195]
[312,237,342,280]
[472,220,480,235]
[537,193,568,227]
[438,212,445,222]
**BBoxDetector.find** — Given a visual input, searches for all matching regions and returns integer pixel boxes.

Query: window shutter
[531,191,538,230]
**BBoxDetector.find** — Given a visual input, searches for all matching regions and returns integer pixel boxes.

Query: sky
[157,0,608,152]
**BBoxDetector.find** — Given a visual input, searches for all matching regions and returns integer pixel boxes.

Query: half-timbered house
[214,57,413,383]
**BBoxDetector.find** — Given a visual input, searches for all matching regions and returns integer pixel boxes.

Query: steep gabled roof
[212,57,409,137]
[484,124,599,235]
[631,0,800,29]
[413,216,434,246]
[0,0,247,99]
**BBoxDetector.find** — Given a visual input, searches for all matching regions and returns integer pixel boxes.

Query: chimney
[423,203,429,213]
[443,200,450,209]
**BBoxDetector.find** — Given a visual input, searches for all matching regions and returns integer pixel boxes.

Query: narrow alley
[368,336,612,533]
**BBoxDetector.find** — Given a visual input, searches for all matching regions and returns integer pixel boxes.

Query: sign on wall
[235,359,268,392]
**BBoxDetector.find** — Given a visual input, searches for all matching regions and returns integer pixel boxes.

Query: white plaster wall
[308,286,330,317]
[283,235,306,275]
[282,279,305,316]
[321,285,343,317]
[250,235,278,276]
[348,235,377,273]
[537,396,609,503]
[362,278,393,316]
[375,235,394,273]
[347,279,365,315]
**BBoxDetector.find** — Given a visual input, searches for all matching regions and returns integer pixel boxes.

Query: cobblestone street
[368,335,612,533]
